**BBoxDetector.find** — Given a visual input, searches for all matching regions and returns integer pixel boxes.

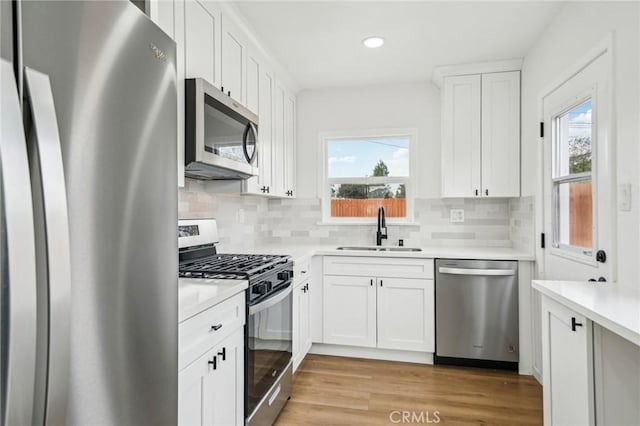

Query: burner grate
[179,254,290,279]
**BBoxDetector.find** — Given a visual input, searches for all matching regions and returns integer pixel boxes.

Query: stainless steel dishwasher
[435,259,518,370]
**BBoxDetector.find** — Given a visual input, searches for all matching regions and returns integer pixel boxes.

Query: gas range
[179,252,293,303]
[178,219,294,425]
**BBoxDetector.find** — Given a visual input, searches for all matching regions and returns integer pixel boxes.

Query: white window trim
[549,88,598,264]
[318,127,418,225]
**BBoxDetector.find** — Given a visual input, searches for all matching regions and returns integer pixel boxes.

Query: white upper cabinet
[481,71,521,197]
[442,74,482,198]
[243,51,274,195]
[150,0,297,192]
[184,0,222,88]
[246,49,260,115]
[221,16,247,105]
[283,91,296,197]
[440,69,521,198]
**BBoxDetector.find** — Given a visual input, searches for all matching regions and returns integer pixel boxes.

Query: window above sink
[319,128,417,225]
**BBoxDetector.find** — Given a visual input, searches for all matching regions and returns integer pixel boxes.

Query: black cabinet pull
[227,91,231,97]
[210,324,223,332]
[485,189,489,196]
[571,317,583,331]
[380,279,383,287]
[370,279,373,287]
[598,277,607,282]
[267,186,270,194]
[588,278,596,282]
[208,357,217,370]
[596,250,607,263]
[218,347,226,361]
[475,189,479,196]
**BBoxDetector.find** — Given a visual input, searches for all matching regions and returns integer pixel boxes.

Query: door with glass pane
[542,52,613,281]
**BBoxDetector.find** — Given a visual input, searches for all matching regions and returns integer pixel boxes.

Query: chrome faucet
[376,206,387,246]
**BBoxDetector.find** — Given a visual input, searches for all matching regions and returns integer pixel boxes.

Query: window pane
[555,180,592,249]
[554,100,592,177]
[327,137,409,178]
[331,183,406,218]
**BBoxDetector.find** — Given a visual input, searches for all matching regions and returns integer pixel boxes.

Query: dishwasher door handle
[438,267,516,276]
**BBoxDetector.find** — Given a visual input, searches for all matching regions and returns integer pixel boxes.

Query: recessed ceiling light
[362,36,384,49]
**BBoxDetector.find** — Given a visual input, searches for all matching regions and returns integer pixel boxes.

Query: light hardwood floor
[276,354,542,425]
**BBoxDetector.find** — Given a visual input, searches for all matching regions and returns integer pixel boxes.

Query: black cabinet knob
[227,91,231,96]
[598,276,607,282]
[571,317,583,331]
[485,189,489,196]
[596,250,607,263]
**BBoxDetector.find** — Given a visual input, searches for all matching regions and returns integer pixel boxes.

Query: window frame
[319,128,418,225]
[550,91,598,262]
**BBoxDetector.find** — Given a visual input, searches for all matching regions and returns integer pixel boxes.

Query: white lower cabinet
[179,329,244,426]
[541,296,594,426]
[179,293,245,426]
[377,277,434,352]
[292,279,312,371]
[323,275,377,348]
[322,257,435,352]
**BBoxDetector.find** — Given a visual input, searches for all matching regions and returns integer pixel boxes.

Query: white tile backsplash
[178,180,535,254]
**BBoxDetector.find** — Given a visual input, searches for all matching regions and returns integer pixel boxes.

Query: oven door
[246,282,292,417]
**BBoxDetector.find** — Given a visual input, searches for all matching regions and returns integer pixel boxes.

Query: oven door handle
[249,282,292,315]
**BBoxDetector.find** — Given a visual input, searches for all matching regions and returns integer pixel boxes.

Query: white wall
[520,1,640,283]
[296,82,441,198]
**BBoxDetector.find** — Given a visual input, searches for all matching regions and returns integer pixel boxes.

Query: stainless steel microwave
[185,78,258,180]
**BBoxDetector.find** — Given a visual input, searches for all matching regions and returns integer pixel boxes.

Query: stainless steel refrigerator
[1,1,178,425]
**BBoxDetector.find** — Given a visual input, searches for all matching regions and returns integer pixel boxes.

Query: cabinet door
[283,90,296,197]
[541,297,594,426]
[243,56,274,195]
[149,0,175,38]
[302,280,312,355]
[272,82,286,196]
[377,278,434,352]
[202,329,244,426]
[246,48,260,115]
[221,16,246,104]
[292,281,309,372]
[184,0,221,88]
[481,71,520,197]
[441,74,481,198]
[179,329,244,426]
[323,275,376,347]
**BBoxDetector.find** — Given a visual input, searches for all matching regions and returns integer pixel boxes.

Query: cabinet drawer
[293,257,311,287]
[179,291,245,371]
[323,256,434,279]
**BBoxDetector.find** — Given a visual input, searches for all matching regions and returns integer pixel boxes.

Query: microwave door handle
[248,283,292,315]
[0,58,39,426]
[242,122,257,164]
[24,67,72,426]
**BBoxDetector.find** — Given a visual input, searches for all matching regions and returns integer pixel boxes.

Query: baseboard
[532,365,543,384]
[309,343,434,365]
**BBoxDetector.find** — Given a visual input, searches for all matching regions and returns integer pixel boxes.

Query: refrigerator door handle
[24,67,71,425]
[0,58,38,426]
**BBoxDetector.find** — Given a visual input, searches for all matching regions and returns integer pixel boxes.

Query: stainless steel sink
[336,246,422,252]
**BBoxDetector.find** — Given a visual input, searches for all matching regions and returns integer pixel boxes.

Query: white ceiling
[233,1,564,90]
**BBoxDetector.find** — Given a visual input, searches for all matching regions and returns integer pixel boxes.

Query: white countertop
[241,244,535,263]
[533,280,640,346]
[179,278,247,323]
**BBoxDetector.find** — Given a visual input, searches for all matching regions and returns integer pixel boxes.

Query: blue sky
[567,99,592,139]
[327,137,409,178]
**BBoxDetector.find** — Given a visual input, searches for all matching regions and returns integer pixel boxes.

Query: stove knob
[277,271,290,281]
[252,283,267,295]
